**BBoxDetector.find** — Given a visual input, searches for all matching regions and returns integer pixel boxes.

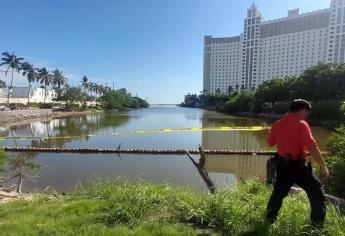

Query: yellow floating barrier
[113,126,270,135]
[0,126,271,140]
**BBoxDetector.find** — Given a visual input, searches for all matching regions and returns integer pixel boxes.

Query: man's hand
[307,146,330,181]
[320,165,330,181]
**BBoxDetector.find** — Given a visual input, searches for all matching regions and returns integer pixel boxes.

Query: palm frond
[2,52,10,57]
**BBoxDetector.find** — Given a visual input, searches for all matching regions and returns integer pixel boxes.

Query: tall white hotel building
[203,0,345,94]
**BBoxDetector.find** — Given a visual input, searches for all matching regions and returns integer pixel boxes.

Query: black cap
[290,99,311,113]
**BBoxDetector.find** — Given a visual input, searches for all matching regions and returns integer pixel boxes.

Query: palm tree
[90,82,96,95]
[51,69,68,89]
[95,84,101,97]
[0,52,24,104]
[99,84,105,95]
[81,76,89,94]
[51,69,68,102]
[93,83,101,105]
[37,68,52,103]
[80,76,90,108]
[21,62,38,104]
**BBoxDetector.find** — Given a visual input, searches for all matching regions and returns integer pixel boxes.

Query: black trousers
[266,157,326,225]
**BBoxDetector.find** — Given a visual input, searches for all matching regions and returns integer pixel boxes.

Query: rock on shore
[0,109,53,127]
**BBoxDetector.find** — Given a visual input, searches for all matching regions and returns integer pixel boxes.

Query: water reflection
[1,112,130,148]
[199,115,271,185]
[204,155,268,182]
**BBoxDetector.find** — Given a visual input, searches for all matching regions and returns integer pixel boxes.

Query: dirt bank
[0,109,103,128]
[0,189,32,204]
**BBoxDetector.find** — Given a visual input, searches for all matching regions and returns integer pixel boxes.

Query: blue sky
[0,0,331,104]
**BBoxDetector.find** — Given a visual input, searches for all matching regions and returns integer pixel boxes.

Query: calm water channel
[0,106,331,192]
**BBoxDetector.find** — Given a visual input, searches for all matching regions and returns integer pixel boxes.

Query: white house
[0,86,57,104]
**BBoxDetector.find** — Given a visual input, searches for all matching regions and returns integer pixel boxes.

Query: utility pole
[112,82,115,91]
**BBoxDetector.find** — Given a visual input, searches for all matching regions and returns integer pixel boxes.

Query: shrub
[64,104,82,112]
[27,102,40,108]
[325,126,345,198]
[309,100,343,121]
[224,91,254,113]
[38,103,53,109]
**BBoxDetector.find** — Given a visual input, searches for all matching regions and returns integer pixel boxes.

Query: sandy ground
[0,189,32,204]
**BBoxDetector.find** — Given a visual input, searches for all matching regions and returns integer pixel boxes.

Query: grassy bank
[0,180,344,236]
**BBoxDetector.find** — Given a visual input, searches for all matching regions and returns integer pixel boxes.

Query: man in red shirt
[266,99,329,226]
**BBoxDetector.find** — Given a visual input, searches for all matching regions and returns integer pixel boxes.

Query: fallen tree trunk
[4,146,327,156]
[186,149,216,194]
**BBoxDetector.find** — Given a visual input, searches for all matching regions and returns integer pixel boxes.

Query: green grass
[0,180,344,236]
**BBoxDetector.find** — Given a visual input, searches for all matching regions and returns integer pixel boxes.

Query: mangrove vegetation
[181,63,345,128]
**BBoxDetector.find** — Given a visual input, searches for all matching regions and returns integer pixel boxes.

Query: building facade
[0,87,57,104]
[204,0,345,94]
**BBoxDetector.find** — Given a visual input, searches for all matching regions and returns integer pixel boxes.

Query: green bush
[27,102,40,108]
[64,104,82,112]
[224,91,254,113]
[38,103,53,109]
[309,100,343,121]
[325,126,345,198]
[98,89,148,110]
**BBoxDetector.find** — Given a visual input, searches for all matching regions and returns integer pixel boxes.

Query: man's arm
[307,146,329,180]
[300,121,330,179]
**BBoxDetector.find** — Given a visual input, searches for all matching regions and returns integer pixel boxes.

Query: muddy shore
[0,109,103,128]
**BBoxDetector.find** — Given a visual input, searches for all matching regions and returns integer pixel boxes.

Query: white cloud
[0,71,28,87]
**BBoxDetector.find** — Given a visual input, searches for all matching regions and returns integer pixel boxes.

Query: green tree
[81,76,89,94]
[0,150,40,195]
[225,91,254,113]
[98,89,148,110]
[37,68,52,104]
[59,86,85,106]
[80,76,91,107]
[21,62,38,104]
[0,52,24,104]
[253,78,291,112]
[181,93,199,107]
[8,154,40,194]
[51,69,68,102]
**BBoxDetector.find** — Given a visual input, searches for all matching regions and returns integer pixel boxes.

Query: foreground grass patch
[0,180,344,236]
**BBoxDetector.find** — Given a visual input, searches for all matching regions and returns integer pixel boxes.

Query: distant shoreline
[0,109,103,128]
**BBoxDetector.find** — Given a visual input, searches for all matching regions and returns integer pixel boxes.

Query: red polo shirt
[268,113,317,160]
